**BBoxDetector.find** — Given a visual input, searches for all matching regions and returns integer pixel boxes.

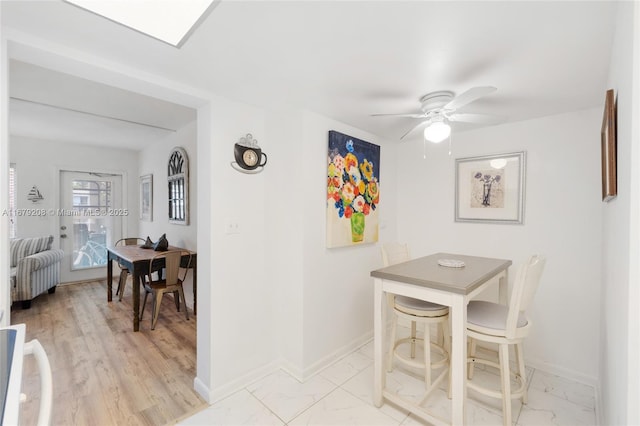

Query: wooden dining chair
[466,254,546,426]
[382,243,450,390]
[114,237,145,301]
[140,250,192,330]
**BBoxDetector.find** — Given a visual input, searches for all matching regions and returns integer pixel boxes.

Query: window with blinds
[9,164,16,238]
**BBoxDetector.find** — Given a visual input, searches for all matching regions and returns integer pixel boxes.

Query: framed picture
[601,89,617,202]
[140,174,153,221]
[455,151,526,224]
[326,130,380,248]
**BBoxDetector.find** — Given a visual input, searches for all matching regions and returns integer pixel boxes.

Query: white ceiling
[2,1,618,149]
[9,60,197,150]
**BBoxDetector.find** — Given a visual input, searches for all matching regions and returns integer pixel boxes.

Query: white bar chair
[381,243,450,390]
[466,254,546,426]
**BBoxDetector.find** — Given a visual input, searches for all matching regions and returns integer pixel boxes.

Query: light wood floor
[10,279,208,426]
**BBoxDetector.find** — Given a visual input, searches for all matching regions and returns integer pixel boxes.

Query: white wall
[599,2,639,425]
[396,108,603,384]
[201,95,278,401]
[9,135,140,283]
[201,104,401,398]
[299,111,397,376]
[264,109,398,379]
[138,120,198,308]
[264,108,306,374]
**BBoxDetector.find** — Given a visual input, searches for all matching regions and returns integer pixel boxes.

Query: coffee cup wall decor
[231,133,268,174]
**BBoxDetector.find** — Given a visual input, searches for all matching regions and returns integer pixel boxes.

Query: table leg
[133,272,140,332]
[450,294,467,426]
[107,257,113,302]
[373,278,386,407]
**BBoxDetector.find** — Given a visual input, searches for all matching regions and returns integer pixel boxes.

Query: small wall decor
[168,147,189,225]
[455,151,526,224]
[231,133,268,174]
[139,174,153,221]
[326,130,380,248]
[27,185,44,203]
[601,89,617,202]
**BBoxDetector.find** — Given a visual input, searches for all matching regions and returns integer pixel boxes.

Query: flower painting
[327,131,380,248]
[455,152,526,224]
[470,170,504,208]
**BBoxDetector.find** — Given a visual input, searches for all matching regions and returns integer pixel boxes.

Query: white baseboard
[193,376,211,403]
[524,356,598,388]
[295,330,373,382]
[594,381,603,426]
[193,359,281,405]
[192,330,373,406]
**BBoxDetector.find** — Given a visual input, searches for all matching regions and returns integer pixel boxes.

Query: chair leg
[441,319,451,358]
[118,270,128,301]
[468,337,477,379]
[178,286,189,321]
[515,342,528,404]
[115,271,122,295]
[151,291,163,330]
[499,343,512,426]
[141,290,149,320]
[410,320,417,359]
[173,290,180,311]
[387,312,399,372]
[423,322,432,388]
[441,319,451,399]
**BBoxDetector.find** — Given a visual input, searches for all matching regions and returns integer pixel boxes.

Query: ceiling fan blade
[371,113,426,119]
[399,120,429,140]
[444,86,497,110]
[448,113,505,124]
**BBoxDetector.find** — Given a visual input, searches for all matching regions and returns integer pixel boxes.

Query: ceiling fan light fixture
[424,120,451,143]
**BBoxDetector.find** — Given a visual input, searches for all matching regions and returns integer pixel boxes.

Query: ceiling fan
[372,86,504,142]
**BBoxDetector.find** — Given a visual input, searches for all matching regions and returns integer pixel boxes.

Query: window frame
[9,163,16,238]
[167,147,189,225]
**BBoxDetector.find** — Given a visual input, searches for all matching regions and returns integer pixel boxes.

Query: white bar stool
[382,243,450,390]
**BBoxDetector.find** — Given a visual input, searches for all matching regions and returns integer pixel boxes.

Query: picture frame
[139,174,153,221]
[601,89,617,202]
[455,151,526,224]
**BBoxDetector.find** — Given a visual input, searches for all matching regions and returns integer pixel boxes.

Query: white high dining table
[371,253,511,426]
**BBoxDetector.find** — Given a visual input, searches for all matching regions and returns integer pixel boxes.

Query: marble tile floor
[179,340,597,426]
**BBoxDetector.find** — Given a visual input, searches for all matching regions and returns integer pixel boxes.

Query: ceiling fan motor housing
[419,91,455,113]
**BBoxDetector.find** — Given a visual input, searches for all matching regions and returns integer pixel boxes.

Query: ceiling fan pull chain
[448,134,452,156]
[423,138,427,159]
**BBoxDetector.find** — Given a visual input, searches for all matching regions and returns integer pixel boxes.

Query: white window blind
[9,164,16,238]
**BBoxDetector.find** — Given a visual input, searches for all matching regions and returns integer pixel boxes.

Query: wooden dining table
[107,245,197,331]
[370,252,511,426]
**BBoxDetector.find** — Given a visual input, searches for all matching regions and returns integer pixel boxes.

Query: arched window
[168,147,189,225]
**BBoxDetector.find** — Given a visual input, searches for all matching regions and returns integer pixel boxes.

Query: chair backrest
[381,243,410,267]
[147,250,192,286]
[505,255,546,338]
[116,237,144,247]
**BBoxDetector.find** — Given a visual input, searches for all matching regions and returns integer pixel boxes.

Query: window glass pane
[167,148,188,224]
[71,179,112,269]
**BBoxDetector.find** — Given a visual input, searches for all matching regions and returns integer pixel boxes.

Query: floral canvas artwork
[326,131,380,248]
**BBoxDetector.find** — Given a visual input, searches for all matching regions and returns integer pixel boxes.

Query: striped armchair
[10,236,64,309]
